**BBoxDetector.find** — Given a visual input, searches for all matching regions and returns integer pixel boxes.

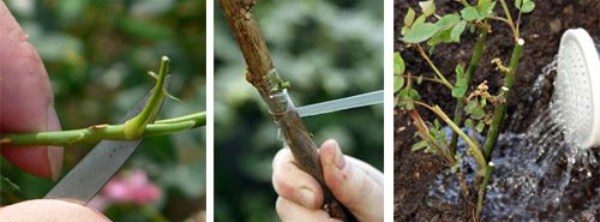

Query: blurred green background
[1,0,205,221]
[214,0,383,221]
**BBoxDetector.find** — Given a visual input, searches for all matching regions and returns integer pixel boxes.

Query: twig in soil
[482,39,525,160]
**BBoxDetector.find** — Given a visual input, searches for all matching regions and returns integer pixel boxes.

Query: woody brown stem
[219,0,354,220]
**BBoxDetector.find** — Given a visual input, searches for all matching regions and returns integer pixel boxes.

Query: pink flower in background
[88,169,161,211]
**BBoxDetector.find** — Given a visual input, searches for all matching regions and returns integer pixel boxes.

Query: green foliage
[515,0,536,13]
[461,6,484,21]
[400,0,499,47]
[411,120,446,153]
[452,64,468,98]
[398,0,534,218]
[403,23,441,43]
[394,53,405,92]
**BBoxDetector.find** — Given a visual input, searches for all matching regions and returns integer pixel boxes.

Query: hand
[272,139,383,222]
[0,199,110,221]
[0,2,108,221]
[0,0,63,180]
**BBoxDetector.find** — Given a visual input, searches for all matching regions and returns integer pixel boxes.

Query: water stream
[427,58,600,221]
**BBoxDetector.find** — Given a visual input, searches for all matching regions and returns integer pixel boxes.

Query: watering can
[554,28,600,149]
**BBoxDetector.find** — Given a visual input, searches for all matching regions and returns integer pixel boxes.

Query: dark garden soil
[394,0,600,221]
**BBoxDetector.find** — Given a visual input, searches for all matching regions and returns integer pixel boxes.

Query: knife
[44,80,169,203]
[297,90,383,117]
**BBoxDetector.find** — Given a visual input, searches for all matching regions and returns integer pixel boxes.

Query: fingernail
[297,187,315,208]
[332,141,346,170]
[47,106,63,181]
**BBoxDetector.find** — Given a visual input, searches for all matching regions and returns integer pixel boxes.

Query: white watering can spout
[554,28,600,149]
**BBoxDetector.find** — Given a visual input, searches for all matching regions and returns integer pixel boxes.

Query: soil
[394,0,600,221]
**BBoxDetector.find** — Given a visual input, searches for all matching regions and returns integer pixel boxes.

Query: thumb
[319,140,383,222]
[0,1,63,180]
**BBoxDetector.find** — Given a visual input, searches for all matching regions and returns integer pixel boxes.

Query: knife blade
[297,90,383,117]
[44,78,169,203]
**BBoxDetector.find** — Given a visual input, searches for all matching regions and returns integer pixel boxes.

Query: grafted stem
[219,0,353,220]
[1,112,205,146]
[482,39,524,160]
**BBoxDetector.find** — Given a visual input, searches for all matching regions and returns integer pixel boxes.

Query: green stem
[450,30,488,154]
[0,112,205,146]
[415,45,453,89]
[482,39,524,160]
[123,56,170,139]
[414,102,487,169]
[499,0,519,39]
[476,162,494,220]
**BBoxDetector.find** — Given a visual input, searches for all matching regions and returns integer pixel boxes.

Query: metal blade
[297,90,383,117]
[44,78,169,203]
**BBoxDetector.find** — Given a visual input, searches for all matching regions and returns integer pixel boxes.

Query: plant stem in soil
[482,39,524,160]
[476,162,494,220]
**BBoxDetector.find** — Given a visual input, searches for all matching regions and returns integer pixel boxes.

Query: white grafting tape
[554,28,600,149]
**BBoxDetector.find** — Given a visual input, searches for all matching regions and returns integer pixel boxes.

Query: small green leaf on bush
[478,0,497,16]
[412,140,429,151]
[404,8,416,26]
[464,100,485,119]
[476,120,485,133]
[402,23,441,43]
[419,0,436,16]
[515,0,535,13]
[451,20,467,42]
[394,52,405,74]
[436,14,461,30]
[394,76,404,92]
[414,14,428,26]
[461,6,484,21]
[398,88,421,110]
[452,64,467,98]
[465,118,474,128]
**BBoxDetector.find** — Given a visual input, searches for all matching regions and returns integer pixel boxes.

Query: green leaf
[411,140,430,152]
[452,65,468,98]
[419,0,436,16]
[464,100,486,119]
[404,8,416,26]
[451,21,467,42]
[394,76,404,92]
[402,23,441,43]
[401,26,410,35]
[478,0,491,6]
[436,14,461,30]
[414,14,428,26]
[476,120,485,133]
[460,6,484,21]
[515,0,535,13]
[478,0,497,16]
[465,118,474,128]
[394,52,405,74]
[398,88,421,110]
[522,1,535,13]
